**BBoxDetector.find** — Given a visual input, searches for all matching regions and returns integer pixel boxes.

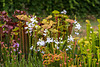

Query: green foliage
[0,0,100,17]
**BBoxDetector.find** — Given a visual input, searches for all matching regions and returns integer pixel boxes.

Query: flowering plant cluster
[1,10,100,67]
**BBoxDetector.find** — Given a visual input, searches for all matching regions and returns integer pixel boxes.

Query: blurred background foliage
[0,0,100,19]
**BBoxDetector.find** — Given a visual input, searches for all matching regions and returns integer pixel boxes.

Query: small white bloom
[30,17,35,22]
[37,49,40,51]
[39,39,41,41]
[66,49,68,51]
[35,25,38,29]
[32,20,38,24]
[74,20,77,24]
[60,41,63,43]
[44,29,48,33]
[43,33,47,36]
[30,16,38,24]
[46,37,51,43]
[30,46,33,50]
[61,10,67,14]
[28,28,33,31]
[57,46,59,49]
[41,41,45,46]
[75,23,81,30]
[67,45,72,50]
[25,31,28,34]
[55,41,59,45]
[54,39,59,44]
[34,16,36,18]
[67,35,74,42]
[60,38,62,40]
[67,41,70,42]
[59,37,63,40]
[37,41,40,46]
[29,31,32,33]
[67,45,71,48]
[59,37,60,39]
[35,21,38,23]
[51,38,53,42]
[55,44,57,47]
[37,40,45,46]
[75,32,79,35]
[26,22,29,25]
[46,37,53,43]
[90,27,92,29]
[90,31,92,33]
[70,36,74,41]
[24,27,28,30]
[28,23,35,28]
[41,51,44,54]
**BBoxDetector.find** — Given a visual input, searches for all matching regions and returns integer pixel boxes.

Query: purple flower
[13,43,19,48]
[13,42,19,51]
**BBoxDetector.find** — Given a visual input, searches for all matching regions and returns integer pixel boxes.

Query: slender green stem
[86,23,90,41]
[98,24,100,47]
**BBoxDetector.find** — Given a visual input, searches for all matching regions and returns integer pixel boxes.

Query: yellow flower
[43,60,50,65]
[84,41,89,44]
[46,15,52,20]
[86,20,90,24]
[48,54,54,62]
[54,54,60,61]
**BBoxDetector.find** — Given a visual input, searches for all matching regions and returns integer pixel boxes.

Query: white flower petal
[46,37,53,43]
[29,31,32,33]
[30,46,33,50]
[75,32,79,35]
[24,27,28,30]
[57,46,59,49]
[43,33,47,36]
[74,20,77,24]
[44,29,48,33]
[66,49,68,51]
[41,51,44,54]
[25,31,28,34]
[26,22,29,25]
[28,28,33,31]
[61,10,67,14]
[90,31,92,33]
[67,35,74,42]
[90,27,92,29]
[75,23,81,30]
[60,41,63,43]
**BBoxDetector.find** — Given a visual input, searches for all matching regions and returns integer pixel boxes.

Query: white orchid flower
[61,10,67,14]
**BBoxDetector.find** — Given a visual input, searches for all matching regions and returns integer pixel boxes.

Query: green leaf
[13,27,19,31]
[0,24,4,27]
